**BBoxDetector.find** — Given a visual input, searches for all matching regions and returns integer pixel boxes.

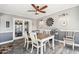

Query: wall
[37,6,79,44]
[0,13,32,43]
[33,6,79,32]
[52,6,79,32]
[0,15,13,33]
[31,6,79,45]
[0,14,13,43]
[32,19,38,30]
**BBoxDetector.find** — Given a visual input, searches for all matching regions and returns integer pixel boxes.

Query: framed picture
[6,21,10,28]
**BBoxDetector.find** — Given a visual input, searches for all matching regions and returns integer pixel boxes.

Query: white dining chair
[30,32,47,54]
[63,31,75,50]
[24,32,32,50]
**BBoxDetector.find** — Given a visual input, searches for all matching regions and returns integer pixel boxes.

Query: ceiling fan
[28,4,48,15]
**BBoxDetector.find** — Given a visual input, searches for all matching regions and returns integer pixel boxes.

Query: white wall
[32,19,38,30]
[32,6,79,32]
[0,15,13,33]
[52,6,79,32]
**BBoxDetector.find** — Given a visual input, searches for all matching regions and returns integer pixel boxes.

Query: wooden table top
[37,33,51,40]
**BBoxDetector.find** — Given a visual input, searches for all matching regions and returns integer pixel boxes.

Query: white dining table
[37,34,55,54]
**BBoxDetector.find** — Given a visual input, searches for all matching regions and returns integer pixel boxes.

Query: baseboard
[0,40,14,45]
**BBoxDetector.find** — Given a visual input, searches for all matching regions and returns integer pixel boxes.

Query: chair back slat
[65,31,75,39]
[30,32,38,44]
[24,32,28,39]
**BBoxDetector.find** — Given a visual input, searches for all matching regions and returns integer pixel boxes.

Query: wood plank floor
[0,39,79,54]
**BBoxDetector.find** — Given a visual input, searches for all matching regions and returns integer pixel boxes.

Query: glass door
[24,21,29,35]
[15,20,23,37]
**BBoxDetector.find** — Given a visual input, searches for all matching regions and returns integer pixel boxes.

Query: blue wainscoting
[74,32,79,44]
[54,31,66,41]
[54,31,79,44]
[0,32,13,43]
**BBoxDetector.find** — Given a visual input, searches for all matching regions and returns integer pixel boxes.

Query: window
[6,21,10,28]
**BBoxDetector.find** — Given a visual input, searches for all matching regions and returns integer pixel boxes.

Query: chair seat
[66,36,73,39]
[63,37,73,40]
[65,40,73,43]
[33,44,45,48]
[32,41,47,47]
[63,37,74,45]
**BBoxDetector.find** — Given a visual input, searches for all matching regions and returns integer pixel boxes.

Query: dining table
[37,33,55,54]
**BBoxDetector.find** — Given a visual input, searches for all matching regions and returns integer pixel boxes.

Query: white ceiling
[0,4,78,20]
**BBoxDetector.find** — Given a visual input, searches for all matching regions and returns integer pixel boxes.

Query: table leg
[40,42,43,54]
[52,37,54,50]
[44,44,46,52]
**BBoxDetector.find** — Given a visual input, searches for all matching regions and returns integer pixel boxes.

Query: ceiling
[0,4,78,20]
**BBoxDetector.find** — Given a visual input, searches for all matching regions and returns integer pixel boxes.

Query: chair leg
[48,41,51,47]
[37,48,39,54]
[24,39,26,48]
[31,45,33,53]
[24,42,26,48]
[64,40,65,47]
[44,44,46,52]
[72,43,74,50]
[26,42,29,49]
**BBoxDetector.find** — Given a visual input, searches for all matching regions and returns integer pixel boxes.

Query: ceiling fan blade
[27,10,36,12]
[39,5,48,10]
[31,4,46,13]
[31,4,37,10]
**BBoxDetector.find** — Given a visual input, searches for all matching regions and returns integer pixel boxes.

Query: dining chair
[24,32,32,50]
[30,32,47,54]
[63,31,75,50]
[43,30,50,35]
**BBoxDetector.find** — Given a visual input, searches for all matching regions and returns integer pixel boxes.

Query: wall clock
[46,17,54,26]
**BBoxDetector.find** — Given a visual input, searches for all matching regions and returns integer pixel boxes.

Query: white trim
[14,36,24,40]
[55,39,64,43]
[61,30,79,32]
[13,17,32,40]
[74,44,79,47]
[13,17,15,41]
[0,40,13,45]
[0,31,13,33]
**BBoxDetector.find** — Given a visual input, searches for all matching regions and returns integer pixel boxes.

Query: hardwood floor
[0,39,79,54]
